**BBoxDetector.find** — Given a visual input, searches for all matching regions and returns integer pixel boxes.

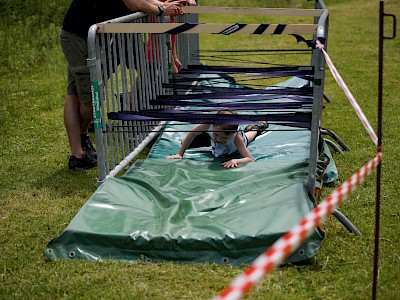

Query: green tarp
[45,77,337,265]
[45,123,335,265]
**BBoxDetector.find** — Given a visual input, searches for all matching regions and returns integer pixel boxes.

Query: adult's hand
[123,0,185,16]
[162,0,186,16]
[186,0,197,6]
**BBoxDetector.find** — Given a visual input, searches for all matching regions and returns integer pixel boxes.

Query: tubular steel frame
[86,0,364,244]
[88,12,200,183]
[87,1,330,197]
[88,0,340,202]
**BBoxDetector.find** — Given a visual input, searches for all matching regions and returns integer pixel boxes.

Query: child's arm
[166,124,209,159]
[221,134,253,168]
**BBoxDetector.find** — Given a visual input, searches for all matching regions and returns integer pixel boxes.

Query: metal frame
[88,4,326,182]
[88,1,328,192]
[86,0,362,234]
[88,12,199,183]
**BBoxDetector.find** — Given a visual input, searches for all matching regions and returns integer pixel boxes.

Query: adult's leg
[60,29,97,169]
[64,94,85,158]
[64,95,94,156]
[79,101,93,135]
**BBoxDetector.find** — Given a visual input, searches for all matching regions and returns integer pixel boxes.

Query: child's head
[213,109,238,143]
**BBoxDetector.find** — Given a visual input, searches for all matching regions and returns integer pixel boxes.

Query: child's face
[213,128,232,144]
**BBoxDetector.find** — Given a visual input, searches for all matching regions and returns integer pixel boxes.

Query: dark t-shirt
[62,0,132,39]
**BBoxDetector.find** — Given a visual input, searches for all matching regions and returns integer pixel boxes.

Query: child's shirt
[207,125,248,157]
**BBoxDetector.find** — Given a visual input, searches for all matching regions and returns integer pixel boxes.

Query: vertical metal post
[189,11,200,66]
[307,0,328,195]
[308,47,324,194]
[373,2,396,299]
[87,24,107,184]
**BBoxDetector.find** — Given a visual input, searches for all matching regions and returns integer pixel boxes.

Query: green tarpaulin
[45,77,337,265]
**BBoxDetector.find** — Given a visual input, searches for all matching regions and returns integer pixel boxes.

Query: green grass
[1,0,400,299]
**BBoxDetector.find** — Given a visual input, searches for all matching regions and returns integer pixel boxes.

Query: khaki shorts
[60,29,92,104]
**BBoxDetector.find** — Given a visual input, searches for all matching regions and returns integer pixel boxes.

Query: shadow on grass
[32,165,99,199]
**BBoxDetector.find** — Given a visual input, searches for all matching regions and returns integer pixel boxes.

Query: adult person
[61,0,187,169]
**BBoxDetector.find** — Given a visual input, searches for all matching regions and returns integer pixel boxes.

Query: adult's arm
[123,0,185,16]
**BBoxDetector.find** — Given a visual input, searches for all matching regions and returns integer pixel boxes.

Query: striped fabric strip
[161,84,314,95]
[108,111,312,128]
[166,23,198,35]
[273,24,286,34]
[253,24,269,34]
[183,65,313,73]
[150,93,313,103]
[219,23,247,35]
[97,23,318,35]
[181,71,311,77]
[148,101,312,110]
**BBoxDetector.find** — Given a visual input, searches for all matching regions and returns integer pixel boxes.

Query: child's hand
[221,159,238,168]
[166,154,183,159]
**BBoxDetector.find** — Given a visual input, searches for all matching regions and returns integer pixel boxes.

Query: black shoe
[81,134,97,158]
[244,121,269,137]
[68,153,97,170]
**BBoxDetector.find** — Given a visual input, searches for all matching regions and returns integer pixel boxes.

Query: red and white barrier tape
[213,151,382,300]
[316,41,378,146]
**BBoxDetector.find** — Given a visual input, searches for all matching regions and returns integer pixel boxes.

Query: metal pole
[373,2,396,298]
[372,2,384,299]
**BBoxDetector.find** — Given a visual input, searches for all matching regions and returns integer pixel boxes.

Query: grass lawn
[0,0,399,299]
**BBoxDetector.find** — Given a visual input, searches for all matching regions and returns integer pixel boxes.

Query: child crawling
[166,109,268,168]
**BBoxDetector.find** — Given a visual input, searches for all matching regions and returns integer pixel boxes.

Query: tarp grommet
[68,251,76,259]
[221,257,230,264]
[298,249,306,256]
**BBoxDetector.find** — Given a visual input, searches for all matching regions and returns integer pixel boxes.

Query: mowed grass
[1,0,399,299]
